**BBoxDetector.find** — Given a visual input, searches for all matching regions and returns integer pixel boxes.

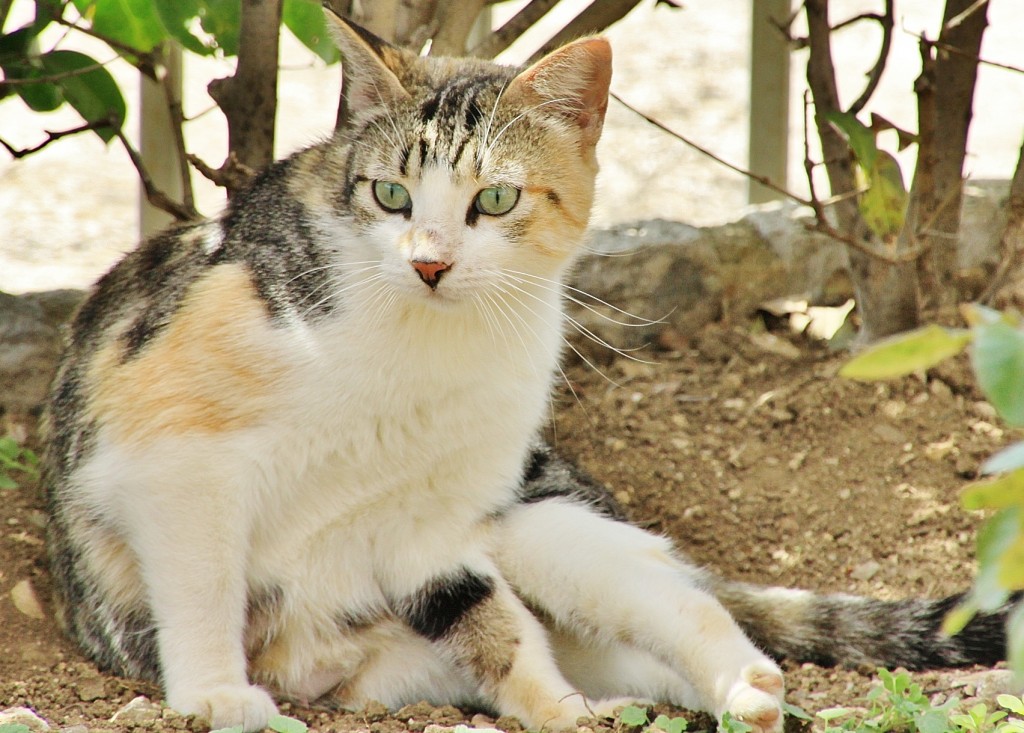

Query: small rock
[950,669,1022,699]
[11,579,45,620]
[850,560,881,581]
[111,696,162,724]
[361,700,390,722]
[0,707,51,731]
[75,675,107,702]
[749,332,801,360]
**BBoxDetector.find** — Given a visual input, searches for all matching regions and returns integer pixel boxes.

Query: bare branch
[156,47,195,212]
[55,17,159,78]
[114,129,200,222]
[187,152,257,193]
[468,0,561,59]
[611,91,810,206]
[528,0,643,63]
[0,57,116,87]
[0,119,113,158]
[847,0,893,115]
[926,37,1024,75]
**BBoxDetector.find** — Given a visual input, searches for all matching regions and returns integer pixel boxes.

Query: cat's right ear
[323,8,411,119]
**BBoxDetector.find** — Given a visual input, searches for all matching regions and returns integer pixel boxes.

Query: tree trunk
[913,0,988,305]
[804,0,919,343]
[209,0,283,184]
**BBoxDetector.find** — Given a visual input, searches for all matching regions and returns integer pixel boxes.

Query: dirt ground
[1,315,1017,732]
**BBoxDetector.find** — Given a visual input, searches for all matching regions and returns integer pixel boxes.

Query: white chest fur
[245,291,564,592]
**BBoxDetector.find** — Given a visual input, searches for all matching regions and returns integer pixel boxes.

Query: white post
[748,0,791,204]
[139,43,184,239]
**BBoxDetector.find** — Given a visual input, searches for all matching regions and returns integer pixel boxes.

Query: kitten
[44,12,1006,733]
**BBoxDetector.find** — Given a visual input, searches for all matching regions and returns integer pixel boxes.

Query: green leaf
[984,443,1024,476]
[782,703,814,721]
[998,695,1024,715]
[918,709,954,733]
[268,714,308,733]
[970,508,1020,612]
[39,50,125,142]
[840,325,971,381]
[858,150,907,240]
[283,0,338,63]
[719,713,753,733]
[998,535,1024,590]
[5,63,64,110]
[619,705,650,727]
[972,321,1024,426]
[154,0,215,55]
[1009,602,1024,674]
[817,707,856,722]
[198,0,241,57]
[653,715,689,733]
[827,110,878,171]
[942,599,978,636]
[962,470,1024,511]
[89,0,167,53]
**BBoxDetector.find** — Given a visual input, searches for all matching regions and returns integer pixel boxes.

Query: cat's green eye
[373,181,411,213]
[474,185,520,217]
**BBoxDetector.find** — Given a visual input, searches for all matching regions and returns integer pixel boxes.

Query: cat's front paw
[720,663,785,733]
[169,683,278,732]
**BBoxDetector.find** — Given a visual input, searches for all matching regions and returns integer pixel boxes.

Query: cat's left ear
[507,37,612,149]
[323,8,412,119]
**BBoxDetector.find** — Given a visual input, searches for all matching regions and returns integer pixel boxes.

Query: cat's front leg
[393,562,626,730]
[496,499,784,733]
[115,455,278,732]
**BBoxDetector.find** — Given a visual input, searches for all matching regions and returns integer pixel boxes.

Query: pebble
[10,579,45,620]
[0,707,51,731]
[75,675,107,702]
[111,696,162,724]
[850,560,881,581]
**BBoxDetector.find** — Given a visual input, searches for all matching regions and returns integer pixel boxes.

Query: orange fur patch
[86,264,283,444]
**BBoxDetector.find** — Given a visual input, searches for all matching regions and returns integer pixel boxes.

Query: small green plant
[813,669,958,733]
[841,304,1024,669]
[617,705,691,733]
[0,434,38,490]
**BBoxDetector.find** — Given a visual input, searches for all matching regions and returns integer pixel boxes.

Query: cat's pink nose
[411,260,451,289]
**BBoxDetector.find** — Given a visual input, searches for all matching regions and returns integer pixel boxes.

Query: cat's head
[321,13,611,305]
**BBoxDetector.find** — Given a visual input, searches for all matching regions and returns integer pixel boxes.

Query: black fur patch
[518,445,627,521]
[401,568,494,641]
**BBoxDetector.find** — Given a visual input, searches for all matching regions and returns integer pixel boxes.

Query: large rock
[0,289,83,415]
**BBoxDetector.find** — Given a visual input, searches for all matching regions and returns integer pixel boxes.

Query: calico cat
[44,11,1006,733]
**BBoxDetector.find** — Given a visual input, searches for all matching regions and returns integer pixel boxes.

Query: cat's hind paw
[170,683,278,732]
[721,663,785,733]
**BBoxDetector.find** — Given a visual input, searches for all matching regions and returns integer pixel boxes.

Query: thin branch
[115,129,199,222]
[611,91,810,206]
[616,89,923,266]
[0,57,116,86]
[528,0,643,63]
[0,118,114,158]
[469,0,561,59]
[156,46,195,212]
[55,16,158,78]
[847,0,893,115]
[187,152,257,193]
[927,37,1024,75]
